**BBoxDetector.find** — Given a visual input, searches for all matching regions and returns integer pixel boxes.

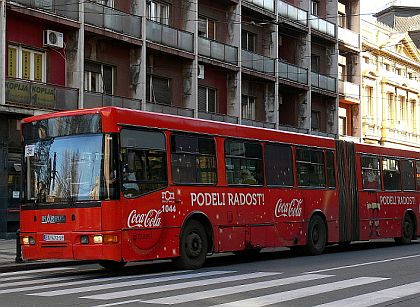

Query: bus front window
[24,134,117,204]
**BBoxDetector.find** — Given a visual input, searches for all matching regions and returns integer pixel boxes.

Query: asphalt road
[1,240,420,307]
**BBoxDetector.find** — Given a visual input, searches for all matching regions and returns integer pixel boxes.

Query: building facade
[0,0,361,238]
[361,18,420,150]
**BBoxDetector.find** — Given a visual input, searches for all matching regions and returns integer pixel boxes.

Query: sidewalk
[0,239,86,273]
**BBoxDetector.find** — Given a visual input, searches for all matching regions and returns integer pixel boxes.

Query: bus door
[336,141,360,242]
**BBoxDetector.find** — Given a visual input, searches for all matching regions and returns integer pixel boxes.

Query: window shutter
[7,47,17,78]
[34,53,43,82]
[22,50,31,80]
[198,86,207,111]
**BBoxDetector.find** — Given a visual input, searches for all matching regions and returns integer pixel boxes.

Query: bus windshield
[24,134,117,204]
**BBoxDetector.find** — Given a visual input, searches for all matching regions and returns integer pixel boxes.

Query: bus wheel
[305,215,326,255]
[173,220,207,269]
[396,214,414,245]
[98,260,126,270]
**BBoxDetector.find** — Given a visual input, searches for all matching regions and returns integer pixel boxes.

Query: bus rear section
[20,113,123,264]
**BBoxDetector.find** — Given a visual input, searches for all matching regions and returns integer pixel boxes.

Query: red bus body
[20,107,420,268]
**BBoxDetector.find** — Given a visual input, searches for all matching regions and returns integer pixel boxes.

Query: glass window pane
[265,143,293,186]
[401,160,415,191]
[326,151,336,188]
[383,158,401,191]
[361,155,381,190]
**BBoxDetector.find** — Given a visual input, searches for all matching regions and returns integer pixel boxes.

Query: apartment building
[361,18,420,150]
[0,0,361,238]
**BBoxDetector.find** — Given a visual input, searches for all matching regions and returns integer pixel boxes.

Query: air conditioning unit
[43,30,64,48]
[198,64,205,79]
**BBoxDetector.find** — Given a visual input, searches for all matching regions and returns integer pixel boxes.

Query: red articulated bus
[20,107,420,269]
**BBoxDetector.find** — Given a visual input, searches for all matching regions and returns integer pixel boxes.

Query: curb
[0,260,96,273]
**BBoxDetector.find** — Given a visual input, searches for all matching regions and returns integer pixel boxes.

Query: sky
[361,0,420,21]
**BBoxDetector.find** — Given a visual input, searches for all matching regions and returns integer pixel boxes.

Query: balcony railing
[338,80,360,100]
[145,102,194,118]
[198,37,238,65]
[242,118,276,129]
[278,0,308,26]
[310,15,335,37]
[5,78,78,110]
[84,2,141,38]
[244,0,275,12]
[83,91,141,109]
[146,20,194,53]
[198,112,239,124]
[278,60,308,84]
[338,27,360,49]
[8,0,79,20]
[242,50,275,75]
[311,72,336,92]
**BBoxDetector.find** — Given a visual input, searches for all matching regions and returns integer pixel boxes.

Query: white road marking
[303,255,420,274]
[0,267,75,277]
[211,277,389,307]
[29,271,231,296]
[81,272,281,300]
[140,274,332,305]
[315,281,420,307]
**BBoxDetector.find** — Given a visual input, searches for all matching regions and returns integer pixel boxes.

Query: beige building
[361,19,420,150]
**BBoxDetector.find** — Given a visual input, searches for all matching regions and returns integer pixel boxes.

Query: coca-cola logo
[275,198,303,217]
[127,209,162,228]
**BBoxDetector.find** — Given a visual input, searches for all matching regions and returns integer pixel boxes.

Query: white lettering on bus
[275,198,303,217]
[190,192,265,207]
[127,209,162,228]
[379,196,416,206]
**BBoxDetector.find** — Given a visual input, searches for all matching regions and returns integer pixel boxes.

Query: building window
[395,68,401,76]
[198,86,216,113]
[198,16,216,39]
[311,54,320,73]
[400,96,407,123]
[338,12,346,28]
[363,56,370,64]
[311,110,320,131]
[410,100,416,126]
[242,30,256,52]
[384,63,390,71]
[339,116,347,135]
[7,45,46,82]
[387,93,395,122]
[338,64,345,81]
[241,95,256,120]
[365,86,374,117]
[147,0,169,25]
[146,74,171,105]
[311,0,319,16]
[95,0,114,7]
[84,61,113,94]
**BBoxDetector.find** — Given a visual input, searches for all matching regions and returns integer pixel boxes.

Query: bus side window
[296,148,325,188]
[120,129,167,198]
[265,143,293,186]
[361,155,381,190]
[326,150,336,189]
[225,139,263,185]
[171,134,217,184]
[383,158,401,191]
[400,159,415,191]
[416,161,420,191]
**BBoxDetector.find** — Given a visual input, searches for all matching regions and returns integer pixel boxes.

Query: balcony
[244,0,275,12]
[5,78,78,110]
[145,102,194,118]
[278,0,308,26]
[198,112,239,124]
[8,0,79,20]
[242,50,275,75]
[310,15,335,37]
[198,37,238,65]
[83,91,141,109]
[338,27,360,49]
[242,118,276,129]
[146,20,194,53]
[278,60,308,84]
[311,72,336,92]
[338,80,360,101]
[84,2,141,38]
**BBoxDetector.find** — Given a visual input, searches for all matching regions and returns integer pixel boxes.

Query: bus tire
[395,214,414,245]
[305,215,327,255]
[98,260,126,270]
[173,220,207,269]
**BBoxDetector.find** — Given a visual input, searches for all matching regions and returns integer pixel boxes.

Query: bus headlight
[93,235,103,244]
[80,235,89,244]
[22,236,35,245]
[103,235,118,244]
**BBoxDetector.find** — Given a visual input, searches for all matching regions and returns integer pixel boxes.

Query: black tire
[395,214,414,245]
[98,260,126,270]
[305,215,327,255]
[173,220,208,269]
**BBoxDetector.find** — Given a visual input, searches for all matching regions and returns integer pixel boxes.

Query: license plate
[43,234,65,241]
